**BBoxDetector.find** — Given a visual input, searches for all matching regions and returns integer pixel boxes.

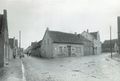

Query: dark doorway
[67,46,71,56]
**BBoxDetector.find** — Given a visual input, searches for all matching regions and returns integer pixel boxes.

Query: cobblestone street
[22,53,120,81]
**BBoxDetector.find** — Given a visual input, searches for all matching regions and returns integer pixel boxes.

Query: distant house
[41,28,85,58]
[81,30,101,55]
[9,38,18,58]
[102,39,119,53]
[30,41,41,57]
[0,10,9,67]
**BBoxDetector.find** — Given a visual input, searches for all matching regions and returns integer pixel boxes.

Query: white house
[40,28,84,58]
[81,30,101,55]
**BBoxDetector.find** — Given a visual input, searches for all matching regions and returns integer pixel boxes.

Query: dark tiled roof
[48,31,83,44]
[90,32,98,39]
[102,39,118,48]
[0,15,3,33]
[32,40,42,49]
[38,40,42,45]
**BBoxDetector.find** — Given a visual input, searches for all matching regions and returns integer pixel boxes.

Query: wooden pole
[19,31,21,56]
[110,26,112,58]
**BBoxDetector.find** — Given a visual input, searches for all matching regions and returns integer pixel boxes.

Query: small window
[59,47,62,53]
[76,47,81,53]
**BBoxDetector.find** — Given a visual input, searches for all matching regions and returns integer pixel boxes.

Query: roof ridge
[49,30,76,35]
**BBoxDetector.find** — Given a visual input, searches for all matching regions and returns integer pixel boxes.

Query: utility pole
[19,31,21,57]
[110,26,112,58]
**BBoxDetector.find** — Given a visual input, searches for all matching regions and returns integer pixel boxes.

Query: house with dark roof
[41,28,84,58]
[81,30,101,55]
[0,10,9,67]
[30,41,41,57]
[102,39,119,53]
[24,40,42,57]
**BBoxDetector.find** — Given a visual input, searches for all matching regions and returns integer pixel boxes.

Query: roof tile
[48,31,84,44]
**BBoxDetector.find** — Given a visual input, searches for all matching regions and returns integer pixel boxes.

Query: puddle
[72,70,81,72]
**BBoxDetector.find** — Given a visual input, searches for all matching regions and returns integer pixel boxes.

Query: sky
[0,0,120,49]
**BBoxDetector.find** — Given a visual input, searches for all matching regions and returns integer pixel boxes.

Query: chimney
[74,32,77,35]
[3,9,7,17]
[47,27,49,30]
[87,29,89,33]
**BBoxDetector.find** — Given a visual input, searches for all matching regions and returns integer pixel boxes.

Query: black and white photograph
[0,0,120,81]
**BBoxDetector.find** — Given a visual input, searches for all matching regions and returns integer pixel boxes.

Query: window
[59,47,62,53]
[76,47,81,53]
[64,47,66,52]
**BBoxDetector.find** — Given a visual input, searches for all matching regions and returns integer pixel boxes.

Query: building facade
[41,28,84,58]
[0,10,9,67]
[78,34,94,56]
[81,30,101,55]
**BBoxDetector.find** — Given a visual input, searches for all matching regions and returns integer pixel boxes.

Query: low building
[25,40,42,57]
[102,39,119,53]
[0,10,9,67]
[81,30,101,55]
[41,28,84,58]
[9,38,18,58]
[30,41,40,57]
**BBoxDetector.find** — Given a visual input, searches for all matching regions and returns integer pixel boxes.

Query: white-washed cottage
[41,28,84,58]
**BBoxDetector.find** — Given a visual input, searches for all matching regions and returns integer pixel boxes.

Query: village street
[22,53,120,81]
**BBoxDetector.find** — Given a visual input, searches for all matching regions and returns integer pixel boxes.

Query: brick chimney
[87,29,89,33]
[3,9,7,18]
[74,32,77,35]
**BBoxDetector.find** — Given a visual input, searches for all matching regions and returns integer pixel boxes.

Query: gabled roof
[48,30,83,44]
[0,10,8,34]
[90,32,98,39]
[77,34,92,42]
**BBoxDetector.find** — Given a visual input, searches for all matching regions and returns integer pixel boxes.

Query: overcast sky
[0,0,120,48]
